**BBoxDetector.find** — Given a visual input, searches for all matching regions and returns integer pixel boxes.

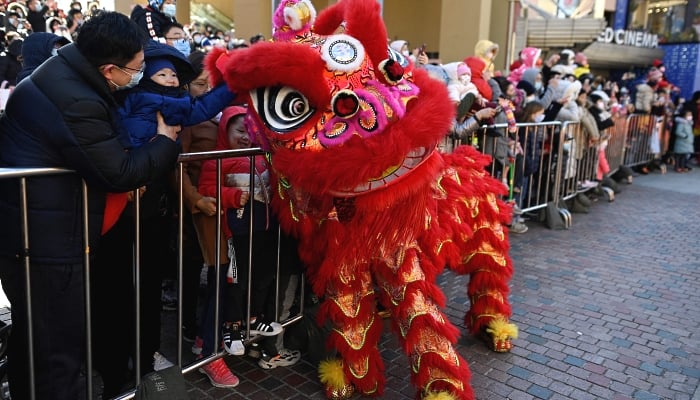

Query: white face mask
[596,101,605,110]
[401,50,409,57]
[162,3,176,18]
[534,114,545,123]
[110,66,143,91]
[686,116,693,122]
[459,75,471,85]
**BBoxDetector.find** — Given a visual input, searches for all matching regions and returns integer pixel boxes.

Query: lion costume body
[210,0,517,398]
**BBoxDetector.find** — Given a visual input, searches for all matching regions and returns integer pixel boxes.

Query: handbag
[136,365,189,400]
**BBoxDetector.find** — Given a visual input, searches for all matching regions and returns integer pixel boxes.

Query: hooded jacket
[474,39,499,74]
[463,56,492,101]
[0,43,179,263]
[16,32,70,83]
[507,47,540,84]
[673,116,695,154]
[443,62,478,104]
[118,41,235,147]
[198,106,273,237]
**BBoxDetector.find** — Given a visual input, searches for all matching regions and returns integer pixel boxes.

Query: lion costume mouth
[328,146,435,197]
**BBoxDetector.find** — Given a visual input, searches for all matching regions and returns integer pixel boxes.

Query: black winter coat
[0,43,180,264]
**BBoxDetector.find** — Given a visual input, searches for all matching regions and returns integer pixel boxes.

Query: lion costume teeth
[212,0,517,398]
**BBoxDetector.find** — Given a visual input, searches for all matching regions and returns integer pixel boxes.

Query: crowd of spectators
[401,37,699,233]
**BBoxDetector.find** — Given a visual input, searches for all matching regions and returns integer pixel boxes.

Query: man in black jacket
[26,0,49,33]
[0,11,180,400]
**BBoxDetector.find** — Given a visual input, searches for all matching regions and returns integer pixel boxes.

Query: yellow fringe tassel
[485,317,519,341]
[423,391,458,400]
[318,358,348,390]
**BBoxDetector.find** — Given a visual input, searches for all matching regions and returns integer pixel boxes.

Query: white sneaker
[153,351,175,371]
[249,321,283,337]
[508,221,528,234]
[222,324,245,356]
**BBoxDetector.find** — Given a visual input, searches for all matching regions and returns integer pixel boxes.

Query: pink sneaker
[199,358,239,388]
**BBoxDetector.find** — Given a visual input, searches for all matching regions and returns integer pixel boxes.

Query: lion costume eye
[250,86,315,133]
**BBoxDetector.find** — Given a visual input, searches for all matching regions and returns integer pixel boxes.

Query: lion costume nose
[332,90,360,118]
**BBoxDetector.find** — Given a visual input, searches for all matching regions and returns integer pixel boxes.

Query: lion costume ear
[204,47,231,88]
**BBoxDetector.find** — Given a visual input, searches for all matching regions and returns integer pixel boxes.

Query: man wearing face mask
[26,0,49,33]
[15,31,70,82]
[162,21,190,57]
[4,11,22,33]
[131,0,178,43]
[0,11,181,400]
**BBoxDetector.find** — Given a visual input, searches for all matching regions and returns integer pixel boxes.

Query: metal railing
[441,114,658,226]
[0,147,305,400]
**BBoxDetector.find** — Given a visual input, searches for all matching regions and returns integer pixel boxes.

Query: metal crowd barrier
[557,121,600,202]
[623,113,658,167]
[445,121,567,214]
[0,147,305,400]
[441,113,664,227]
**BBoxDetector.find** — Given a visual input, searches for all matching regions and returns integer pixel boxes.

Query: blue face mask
[173,38,191,57]
[162,3,176,18]
[535,81,542,91]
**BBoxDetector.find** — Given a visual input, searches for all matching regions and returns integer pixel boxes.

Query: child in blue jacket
[118,40,235,148]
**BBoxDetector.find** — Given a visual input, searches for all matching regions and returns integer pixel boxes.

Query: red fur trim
[311,0,345,36]
[204,47,227,87]
[409,345,474,400]
[339,0,388,73]
[220,42,331,108]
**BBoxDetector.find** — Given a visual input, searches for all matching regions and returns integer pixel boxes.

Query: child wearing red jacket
[198,105,300,372]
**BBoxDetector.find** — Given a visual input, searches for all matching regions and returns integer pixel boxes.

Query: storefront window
[627,0,699,43]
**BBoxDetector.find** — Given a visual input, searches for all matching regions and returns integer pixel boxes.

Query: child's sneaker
[257,349,300,369]
[152,351,175,371]
[191,336,203,355]
[278,348,301,364]
[222,324,245,356]
[199,358,239,388]
[248,320,283,337]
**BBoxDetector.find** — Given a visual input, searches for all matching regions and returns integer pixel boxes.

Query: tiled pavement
[174,167,700,400]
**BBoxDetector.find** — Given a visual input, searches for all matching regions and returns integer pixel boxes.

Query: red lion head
[215,0,454,199]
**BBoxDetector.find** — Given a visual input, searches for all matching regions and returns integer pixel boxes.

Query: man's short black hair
[161,21,185,36]
[76,11,146,67]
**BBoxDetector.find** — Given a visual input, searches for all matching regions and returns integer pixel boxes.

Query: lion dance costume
[209,0,517,398]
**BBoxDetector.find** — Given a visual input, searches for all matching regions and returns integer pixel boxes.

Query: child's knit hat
[145,57,176,79]
[457,63,470,77]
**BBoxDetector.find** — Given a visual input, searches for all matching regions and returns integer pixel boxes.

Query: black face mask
[648,80,658,86]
